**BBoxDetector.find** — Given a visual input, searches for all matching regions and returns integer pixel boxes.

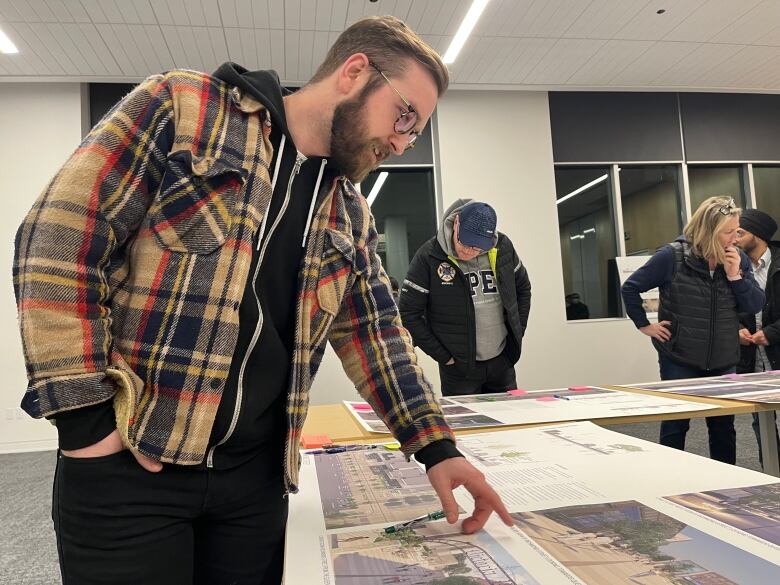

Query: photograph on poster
[441,404,477,415]
[716,372,780,382]
[454,387,612,404]
[726,390,780,403]
[347,402,504,434]
[666,484,780,547]
[312,449,450,530]
[345,387,716,434]
[288,423,780,584]
[624,377,780,403]
[625,379,728,391]
[328,521,541,585]
[656,383,779,397]
[512,501,780,584]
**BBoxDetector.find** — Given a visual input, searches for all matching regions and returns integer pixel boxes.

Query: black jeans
[439,352,517,396]
[52,448,288,585]
[657,355,736,464]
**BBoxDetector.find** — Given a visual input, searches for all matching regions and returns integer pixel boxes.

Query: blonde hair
[310,16,449,96]
[683,195,740,264]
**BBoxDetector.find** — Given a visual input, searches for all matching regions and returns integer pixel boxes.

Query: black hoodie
[205,63,339,470]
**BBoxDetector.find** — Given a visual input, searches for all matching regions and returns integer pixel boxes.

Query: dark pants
[658,355,736,464]
[53,448,287,585]
[752,411,780,469]
[439,352,517,396]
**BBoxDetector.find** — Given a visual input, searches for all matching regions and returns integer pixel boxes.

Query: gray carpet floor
[0,414,772,584]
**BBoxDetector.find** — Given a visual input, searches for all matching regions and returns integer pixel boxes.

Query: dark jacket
[737,242,780,372]
[400,233,531,370]
[622,236,765,371]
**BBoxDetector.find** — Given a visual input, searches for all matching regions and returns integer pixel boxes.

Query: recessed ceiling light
[0,27,18,54]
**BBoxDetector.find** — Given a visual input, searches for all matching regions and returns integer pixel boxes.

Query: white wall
[0,86,662,449]
[0,83,83,452]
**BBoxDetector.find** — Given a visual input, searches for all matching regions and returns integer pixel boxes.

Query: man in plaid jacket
[14,15,510,585]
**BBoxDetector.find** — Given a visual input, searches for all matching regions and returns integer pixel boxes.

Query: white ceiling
[1,0,780,92]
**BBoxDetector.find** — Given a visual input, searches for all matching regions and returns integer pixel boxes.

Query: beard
[329,93,390,183]
[737,235,756,254]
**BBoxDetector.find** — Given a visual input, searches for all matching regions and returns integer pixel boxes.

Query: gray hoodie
[437,199,507,361]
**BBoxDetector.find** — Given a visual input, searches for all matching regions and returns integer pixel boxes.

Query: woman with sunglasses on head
[622,195,764,464]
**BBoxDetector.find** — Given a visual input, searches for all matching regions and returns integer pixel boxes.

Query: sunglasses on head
[718,197,736,216]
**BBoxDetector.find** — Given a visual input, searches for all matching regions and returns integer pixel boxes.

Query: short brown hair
[684,195,740,264]
[310,15,449,96]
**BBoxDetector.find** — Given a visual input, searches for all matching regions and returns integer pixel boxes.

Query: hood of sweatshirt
[437,198,499,258]
[213,62,290,138]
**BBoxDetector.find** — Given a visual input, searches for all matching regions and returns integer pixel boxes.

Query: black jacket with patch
[399,234,531,370]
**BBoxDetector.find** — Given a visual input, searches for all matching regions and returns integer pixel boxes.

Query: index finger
[464,476,512,527]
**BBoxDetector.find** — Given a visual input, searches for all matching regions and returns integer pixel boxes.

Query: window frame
[554,160,770,323]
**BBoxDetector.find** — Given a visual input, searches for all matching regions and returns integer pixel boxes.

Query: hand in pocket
[61,429,162,472]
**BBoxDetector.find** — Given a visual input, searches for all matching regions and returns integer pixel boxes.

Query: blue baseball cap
[458,202,497,251]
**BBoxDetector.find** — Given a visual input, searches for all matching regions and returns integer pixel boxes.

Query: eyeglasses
[458,238,483,253]
[369,61,419,150]
[718,197,736,216]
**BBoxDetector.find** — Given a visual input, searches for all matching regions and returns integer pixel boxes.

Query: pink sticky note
[352,403,372,411]
[301,434,331,448]
[568,386,590,392]
[507,389,527,396]
[536,396,557,402]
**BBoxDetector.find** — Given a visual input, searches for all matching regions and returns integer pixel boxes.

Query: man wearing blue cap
[400,199,531,395]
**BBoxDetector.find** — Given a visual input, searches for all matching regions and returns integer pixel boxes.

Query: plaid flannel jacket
[13,70,454,491]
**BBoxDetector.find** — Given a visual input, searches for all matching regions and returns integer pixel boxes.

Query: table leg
[757,409,780,477]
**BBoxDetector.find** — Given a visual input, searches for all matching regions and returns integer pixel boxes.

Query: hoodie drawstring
[256,134,287,251]
[302,159,327,248]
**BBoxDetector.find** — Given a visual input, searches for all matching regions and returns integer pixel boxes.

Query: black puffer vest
[655,241,740,370]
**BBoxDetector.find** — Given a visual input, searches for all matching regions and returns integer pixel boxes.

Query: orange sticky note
[568,386,590,392]
[536,396,557,402]
[507,389,527,396]
[301,434,331,448]
[352,403,372,411]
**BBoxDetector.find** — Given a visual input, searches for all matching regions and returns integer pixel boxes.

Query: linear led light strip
[556,174,608,205]
[570,228,596,240]
[0,27,18,54]
[443,0,490,64]
[366,171,388,208]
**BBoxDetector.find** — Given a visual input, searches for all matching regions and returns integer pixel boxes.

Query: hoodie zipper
[447,255,477,368]
[206,148,306,468]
